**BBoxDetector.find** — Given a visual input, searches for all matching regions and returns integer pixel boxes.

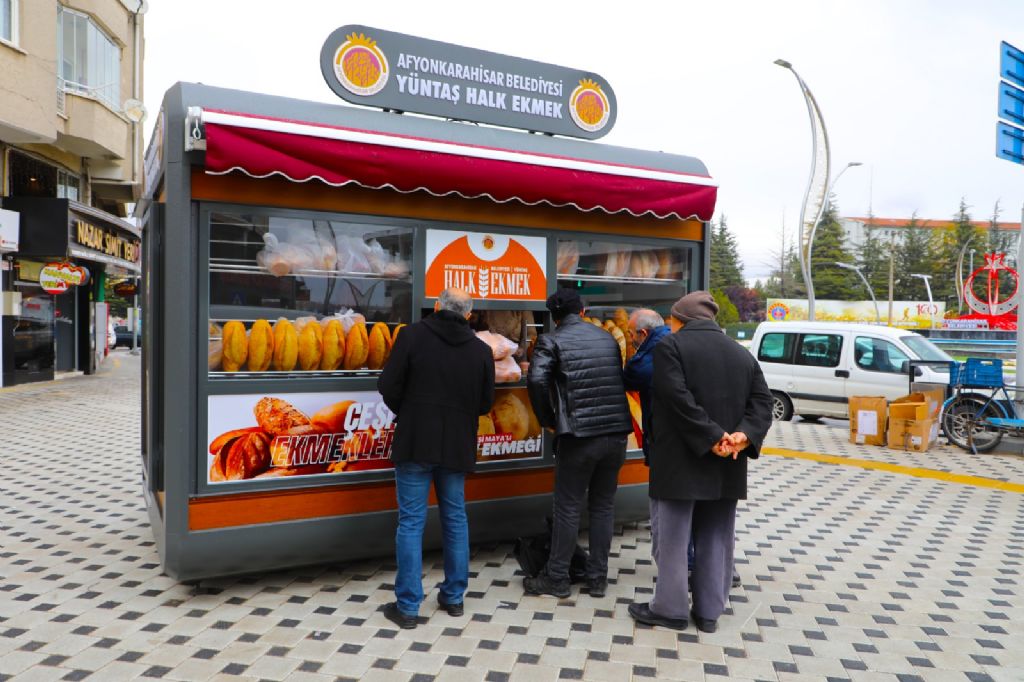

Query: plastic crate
[949,358,1003,387]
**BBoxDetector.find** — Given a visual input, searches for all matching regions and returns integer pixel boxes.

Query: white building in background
[840,217,1021,250]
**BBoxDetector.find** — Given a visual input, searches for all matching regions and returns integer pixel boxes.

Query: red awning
[199,109,717,221]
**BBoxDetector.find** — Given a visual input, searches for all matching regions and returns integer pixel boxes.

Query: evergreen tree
[709,215,745,289]
[711,288,739,324]
[933,198,976,311]
[808,199,857,300]
[894,213,934,301]
[854,214,891,304]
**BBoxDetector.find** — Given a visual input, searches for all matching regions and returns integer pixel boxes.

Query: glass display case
[206,210,413,379]
[556,237,695,322]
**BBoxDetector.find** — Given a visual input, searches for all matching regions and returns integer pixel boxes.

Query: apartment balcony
[56,85,130,162]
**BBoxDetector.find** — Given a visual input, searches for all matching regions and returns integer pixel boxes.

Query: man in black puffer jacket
[525,288,632,599]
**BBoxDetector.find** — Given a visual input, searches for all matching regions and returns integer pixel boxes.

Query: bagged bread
[494,354,523,383]
[221,321,248,372]
[557,241,580,275]
[476,330,518,360]
[604,249,632,277]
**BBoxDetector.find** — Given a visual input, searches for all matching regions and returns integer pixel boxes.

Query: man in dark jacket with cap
[628,291,772,633]
[378,287,495,629]
[525,288,632,599]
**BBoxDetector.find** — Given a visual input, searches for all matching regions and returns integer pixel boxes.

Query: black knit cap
[546,288,584,318]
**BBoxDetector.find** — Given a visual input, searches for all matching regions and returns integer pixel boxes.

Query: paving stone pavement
[1,352,1023,681]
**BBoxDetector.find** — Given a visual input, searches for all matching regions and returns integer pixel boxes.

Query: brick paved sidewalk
[1,354,1022,681]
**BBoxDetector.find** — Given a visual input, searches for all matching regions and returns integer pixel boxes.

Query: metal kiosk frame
[138,83,716,581]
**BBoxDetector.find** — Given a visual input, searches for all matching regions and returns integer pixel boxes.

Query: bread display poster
[206,388,544,484]
[424,229,547,301]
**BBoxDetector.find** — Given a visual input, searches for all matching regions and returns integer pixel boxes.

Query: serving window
[207,210,413,378]
[556,237,695,324]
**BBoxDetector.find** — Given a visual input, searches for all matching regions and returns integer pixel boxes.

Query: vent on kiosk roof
[193,109,718,221]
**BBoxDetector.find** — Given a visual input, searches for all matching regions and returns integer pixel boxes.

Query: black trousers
[545,434,627,582]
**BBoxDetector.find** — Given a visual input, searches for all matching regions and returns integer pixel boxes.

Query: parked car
[114,325,142,349]
[749,321,951,421]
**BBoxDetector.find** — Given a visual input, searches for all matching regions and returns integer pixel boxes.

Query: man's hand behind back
[711,431,749,460]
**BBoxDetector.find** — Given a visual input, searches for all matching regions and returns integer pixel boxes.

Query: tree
[808,199,857,300]
[761,225,805,300]
[854,213,891,304]
[932,198,977,311]
[709,215,745,289]
[725,285,764,322]
[711,288,739,325]
[894,213,935,301]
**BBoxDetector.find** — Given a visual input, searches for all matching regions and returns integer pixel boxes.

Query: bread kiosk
[139,26,717,581]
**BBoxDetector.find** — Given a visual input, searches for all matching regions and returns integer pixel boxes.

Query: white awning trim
[198,109,718,189]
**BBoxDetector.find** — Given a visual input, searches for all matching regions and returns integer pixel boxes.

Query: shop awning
[196,109,717,221]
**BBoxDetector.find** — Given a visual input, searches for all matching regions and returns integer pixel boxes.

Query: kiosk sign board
[206,387,542,484]
[425,229,547,301]
[319,24,616,139]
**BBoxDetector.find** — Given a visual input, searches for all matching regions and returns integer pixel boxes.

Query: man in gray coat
[628,291,772,633]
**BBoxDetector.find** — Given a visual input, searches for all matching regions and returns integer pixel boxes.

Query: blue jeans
[394,462,469,616]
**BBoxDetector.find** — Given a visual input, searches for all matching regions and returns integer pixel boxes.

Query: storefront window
[556,238,693,322]
[1,0,16,44]
[57,170,80,201]
[207,211,413,377]
[57,6,120,110]
[8,151,58,198]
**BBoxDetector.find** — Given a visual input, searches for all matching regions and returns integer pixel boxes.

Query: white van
[749,322,952,421]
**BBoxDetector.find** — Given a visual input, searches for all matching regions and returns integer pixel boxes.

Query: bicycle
[940,358,1024,453]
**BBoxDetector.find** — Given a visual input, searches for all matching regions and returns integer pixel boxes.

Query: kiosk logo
[569,79,611,133]
[333,32,389,96]
[425,229,547,301]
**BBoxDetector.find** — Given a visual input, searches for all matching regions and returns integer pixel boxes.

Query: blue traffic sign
[999,80,1024,128]
[1002,41,1024,89]
[997,121,1024,165]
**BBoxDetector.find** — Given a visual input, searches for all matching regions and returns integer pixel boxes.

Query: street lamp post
[807,161,864,285]
[775,58,862,321]
[836,262,880,323]
[912,273,935,329]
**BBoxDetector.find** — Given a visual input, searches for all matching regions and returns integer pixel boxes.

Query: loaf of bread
[367,322,391,370]
[343,323,369,370]
[272,319,298,371]
[320,319,345,370]
[247,319,274,372]
[298,321,323,371]
[221,321,248,372]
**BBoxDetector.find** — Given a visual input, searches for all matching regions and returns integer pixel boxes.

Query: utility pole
[887,233,895,326]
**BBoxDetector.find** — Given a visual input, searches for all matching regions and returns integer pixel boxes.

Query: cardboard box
[892,387,946,419]
[849,396,887,446]
[887,417,938,452]
[890,400,929,421]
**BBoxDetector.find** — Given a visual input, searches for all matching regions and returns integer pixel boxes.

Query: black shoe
[437,594,464,617]
[587,578,607,598]
[382,602,417,629]
[523,573,571,598]
[732,569,741,588]
[627,602,688,631]
[692,612,718,633]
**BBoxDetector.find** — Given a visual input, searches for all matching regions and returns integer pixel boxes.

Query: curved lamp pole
[911,273,936,329]
[836,262,880,323]
[775,59,831,321]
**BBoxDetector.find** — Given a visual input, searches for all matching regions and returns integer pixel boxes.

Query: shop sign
[319,24,616,140]
[39,261,89,294]
[765,298,946,328]
[72,218,141,264]
[113,281,138,297]
[206,387,542,484]
[0,208,19,253]
[425,230,547,301]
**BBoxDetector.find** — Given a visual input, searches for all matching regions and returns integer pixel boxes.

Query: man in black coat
[378,287,495,629]
[525,288,632,599]
[628,291,772,633]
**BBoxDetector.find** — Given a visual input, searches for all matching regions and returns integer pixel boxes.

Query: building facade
[841,216,1021,250]
[0,0,144,386]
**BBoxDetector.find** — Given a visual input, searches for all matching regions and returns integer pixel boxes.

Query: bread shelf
[209,258,411,281]
[556,273,679,285]
[208,368,382,379]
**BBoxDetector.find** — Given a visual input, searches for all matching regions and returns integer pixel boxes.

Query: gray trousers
[649,497,737,621]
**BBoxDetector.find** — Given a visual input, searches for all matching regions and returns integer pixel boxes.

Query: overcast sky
[142,0,1024,282]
